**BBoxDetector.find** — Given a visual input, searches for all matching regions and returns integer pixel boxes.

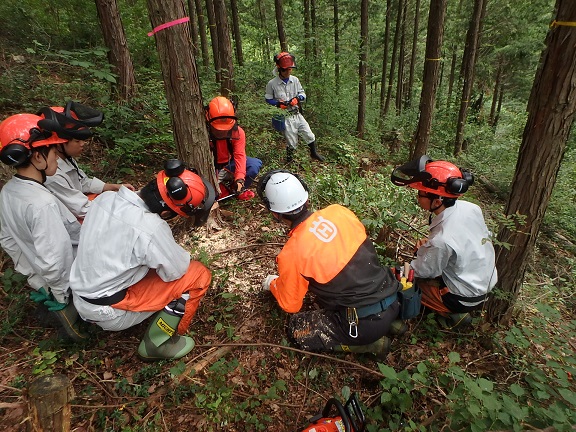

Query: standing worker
[39,102,135,220]
[265,52,324,163]
[70,159,215,360]
[257,170,402,359]
[205,96,262,200]
[390,155,498,329]
[0,113,86,341]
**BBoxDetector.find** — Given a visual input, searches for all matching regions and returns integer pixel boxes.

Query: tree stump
[28,375,73,432]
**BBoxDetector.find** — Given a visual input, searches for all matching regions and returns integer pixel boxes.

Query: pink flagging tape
[148,17,190,36]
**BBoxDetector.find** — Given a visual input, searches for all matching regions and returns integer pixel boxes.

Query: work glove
[234,179,245,193]
[262,274,278,291]
[30,287,51,304]
[45,298,68,311]
[289,97,299,106]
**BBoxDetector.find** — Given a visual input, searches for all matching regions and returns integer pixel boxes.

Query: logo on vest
[309,216,337,242]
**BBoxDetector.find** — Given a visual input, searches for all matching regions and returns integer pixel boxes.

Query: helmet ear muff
[0,144,31,166]
[166,176,188,200]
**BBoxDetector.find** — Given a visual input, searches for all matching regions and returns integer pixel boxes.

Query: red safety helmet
[0,114,66,166]
[205,96,237,131]
[274,52,296,69]
[391,155,473,198]
[156,159,216,224]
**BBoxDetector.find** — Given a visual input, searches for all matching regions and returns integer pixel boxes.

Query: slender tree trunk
[406,0,420,108]
[413,0,447,158]
[436,57,444,109]
[187,0,200,57]
[194,0,210,68]
[493,82,504,128]
[379,0,392,123]
[446,46,457,108]
[145,0,216,185]
[214,0,234,95]
[384,0,403,117]
[356,0,368,138]
[489,60,502,125]
[395,0,407,114]
[311,0,318,59]
[334,0,340,91]
[205,0,221,83]
[257,1,271,62]
[275,0,288,51]
[229,0,244,66]
[304,0,311,58]
[454,0,486,155]
[94,0,136,100]
[486,0,576,324]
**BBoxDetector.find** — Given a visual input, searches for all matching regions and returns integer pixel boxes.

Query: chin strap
[428,198,444,224]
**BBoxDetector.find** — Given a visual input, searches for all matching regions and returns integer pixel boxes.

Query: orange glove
[289,97,299,106]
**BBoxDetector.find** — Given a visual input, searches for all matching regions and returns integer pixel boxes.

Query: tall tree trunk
[229,0,244,66]
[486,0,576,324]
[384,0,403,118]
[412,0,447,158]
[453,0,486,155]
[379,0,392,123]
[275,0,289,52]
[145,0,216,185]
[257,1,271,62]
[406,0,420,108]
[194,0,210,68]
[94,0,136,100]
[334,0,340,91]
[214,0,234,95]
[489,60,502,126]
[187,0,200,57]
[445,46,457,108]
[395,0,407,113]
[205,0,221,82]
[311,0,319,59]
[492,82,504,128]
[356,0,368,138]
[304,0,311,58]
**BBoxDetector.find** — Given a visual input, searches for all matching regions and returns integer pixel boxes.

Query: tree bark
[257,1,271,62]
[412,0,447,158]
[454,0,486,155]
[304,0,311,58]
[187,0,200,57]
[94,0,136,100]
[384,0,403,118]
[214,0,234,95]
[229,0,244,66]
[194,0,210,68]
[356,0,368,138]
[145,0,217,186]
[446,46,457,108]
[486,0,576,323]
[333,0,340,91]
[205,0,221,82]
[395,0,407,114]
[406,0,421,108]
[493,82,504,128]
[489,60,502,126]
[379,0,392,123]
[275,0,288,52]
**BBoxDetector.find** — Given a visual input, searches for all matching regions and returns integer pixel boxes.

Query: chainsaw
[300,393,366,432]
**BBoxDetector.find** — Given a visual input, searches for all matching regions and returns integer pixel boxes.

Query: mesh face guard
[390,155,433,186]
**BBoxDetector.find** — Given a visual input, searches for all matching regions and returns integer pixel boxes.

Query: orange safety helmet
[205,96,237,131]
[391,155,473,198]
[37,101,103,140]
[0,114,67,166]
[156,159,216,224]
[274,52,296,69]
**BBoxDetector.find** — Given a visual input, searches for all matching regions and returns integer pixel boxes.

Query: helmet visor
[390,155,432,186]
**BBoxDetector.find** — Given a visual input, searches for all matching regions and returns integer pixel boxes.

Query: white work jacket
[410,200,498,300]
[70,187,190,322]
[265,75,306,104]
[45,157,105,218]
[0,176,79,303]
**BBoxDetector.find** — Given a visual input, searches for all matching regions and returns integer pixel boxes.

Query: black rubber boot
[308,141,325,162]
[286,146,295,163]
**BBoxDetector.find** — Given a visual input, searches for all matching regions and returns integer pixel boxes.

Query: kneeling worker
[70,160,216,360]
[257,170,401,359]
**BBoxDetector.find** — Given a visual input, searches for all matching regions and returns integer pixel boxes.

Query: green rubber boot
[437,312,472,330]
[335,336,391,361]
[137,311,195,361]
[389,320,408,337]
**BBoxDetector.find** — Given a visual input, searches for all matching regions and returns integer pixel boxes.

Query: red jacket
[209,126,247,182]
[270,204,399,313]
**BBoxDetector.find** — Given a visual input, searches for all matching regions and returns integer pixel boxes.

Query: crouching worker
[0,114,86,342]
[391,156,497,329]
[257,170,402,359]
[70,159,216,360]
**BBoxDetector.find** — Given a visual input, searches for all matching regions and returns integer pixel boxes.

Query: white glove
[262,275,278,291]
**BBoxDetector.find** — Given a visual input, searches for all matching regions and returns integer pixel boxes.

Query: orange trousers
[113,261,211,335]
[418,278,451,316]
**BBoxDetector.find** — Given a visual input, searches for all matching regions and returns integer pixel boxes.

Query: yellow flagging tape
[550,20,576,28]
[425,57,442,61]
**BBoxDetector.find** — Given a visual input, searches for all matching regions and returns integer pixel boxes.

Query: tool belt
[81,289,128,306]
[343,293,397,338]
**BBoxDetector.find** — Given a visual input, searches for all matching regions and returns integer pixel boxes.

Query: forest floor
[0,189,521,432]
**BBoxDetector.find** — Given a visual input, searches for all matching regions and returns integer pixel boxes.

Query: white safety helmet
[257,170,309,214]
